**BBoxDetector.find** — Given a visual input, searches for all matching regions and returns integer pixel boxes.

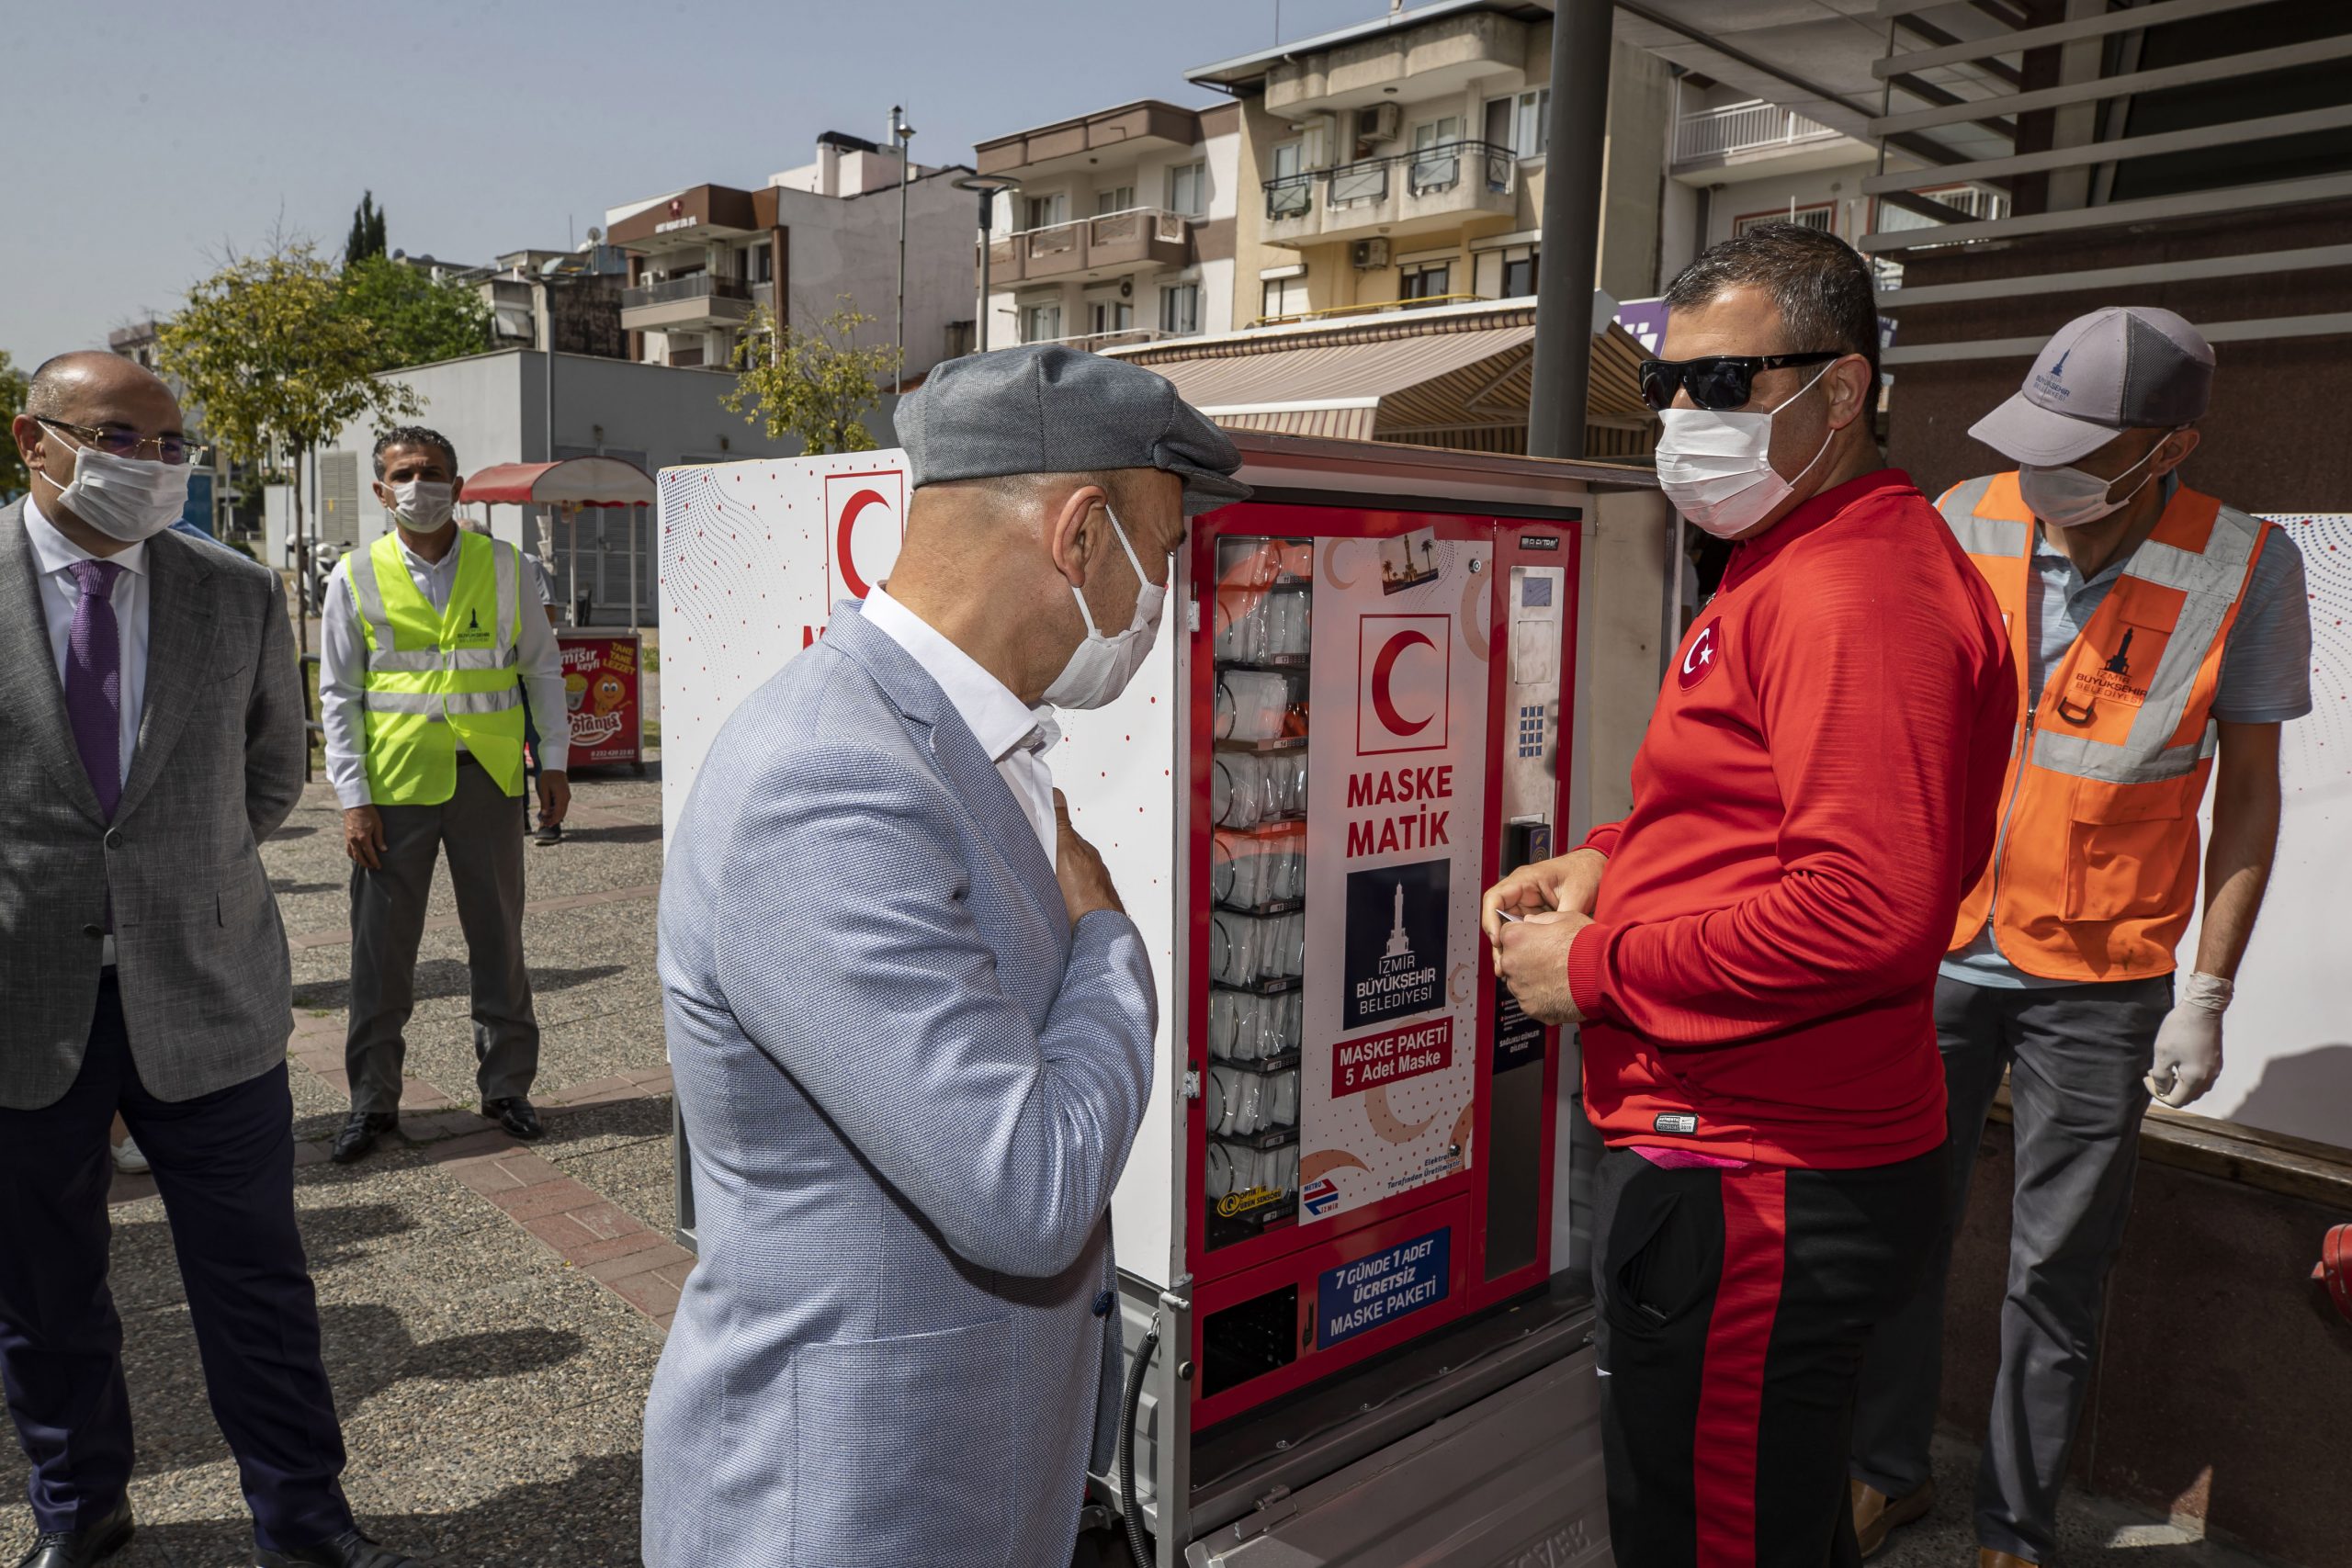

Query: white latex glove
[2145,971,2232,1108]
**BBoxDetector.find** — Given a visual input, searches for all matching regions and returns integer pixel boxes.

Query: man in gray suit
[644,346,1246,1567]
[1,354,415,1568]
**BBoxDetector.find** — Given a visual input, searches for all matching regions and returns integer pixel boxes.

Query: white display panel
[656,453,1182,1283]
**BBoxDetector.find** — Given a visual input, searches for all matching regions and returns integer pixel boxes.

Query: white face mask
[1653,361,1839,540]
[386,479,456,533]
[1043,503,1167,711]
[45,430,191,543]
[2017,433,2174,530]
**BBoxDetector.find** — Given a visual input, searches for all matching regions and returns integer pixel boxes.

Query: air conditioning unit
[1361,102,1403,144]
[1351,238,1391,270]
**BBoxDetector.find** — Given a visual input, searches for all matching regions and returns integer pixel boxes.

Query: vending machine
[659,431,1675,1566]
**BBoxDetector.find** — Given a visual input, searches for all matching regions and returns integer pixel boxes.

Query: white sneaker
[112,1136,151,1175]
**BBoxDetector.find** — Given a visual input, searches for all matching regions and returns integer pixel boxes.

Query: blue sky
[2,0,1380,369]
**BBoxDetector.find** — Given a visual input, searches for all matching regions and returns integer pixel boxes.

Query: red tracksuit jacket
[1566,468,2018,1168]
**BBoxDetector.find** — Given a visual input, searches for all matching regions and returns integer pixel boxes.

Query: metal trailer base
[1095,1284,1609,1568]
[1184,1339,1609,1568]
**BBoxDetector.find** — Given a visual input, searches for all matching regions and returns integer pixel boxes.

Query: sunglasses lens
[1639,363,1678,412]
[1690,362,1754,411]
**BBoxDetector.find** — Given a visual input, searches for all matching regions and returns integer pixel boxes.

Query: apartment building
[971,100,1244,351]
[605,130,975,378]
[1187,0,1673,331]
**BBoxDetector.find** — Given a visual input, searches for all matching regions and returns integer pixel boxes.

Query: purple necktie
[65,558,125,820]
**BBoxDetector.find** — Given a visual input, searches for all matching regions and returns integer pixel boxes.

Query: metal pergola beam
[1875,243,2352,308]
[1892,11,2022,87]
[1884,311,2352,366]
[1861,170,2352,252]
[1876,0,2279,77]
[1862,103,2352,195]
[1870,33,2352,138]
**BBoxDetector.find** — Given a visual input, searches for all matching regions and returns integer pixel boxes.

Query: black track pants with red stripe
[1592,1145,1947,1568]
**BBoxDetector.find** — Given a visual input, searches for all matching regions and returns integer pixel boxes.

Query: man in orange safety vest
[1849,308,2312,1568]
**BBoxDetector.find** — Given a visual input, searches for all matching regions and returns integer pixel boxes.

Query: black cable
[1118,1314,1161,1568]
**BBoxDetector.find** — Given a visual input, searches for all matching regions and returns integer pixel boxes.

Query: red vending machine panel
[1185,501,1577,1427]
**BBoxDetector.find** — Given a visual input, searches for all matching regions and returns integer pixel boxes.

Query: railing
[1674,99,1842,164]
[1876,184,2010,230]
[621,274,754,310]
[1010,326,1176,352]
[1087,207,1190,247]
[1264,141,1517,220]
[1250,292,1492,329]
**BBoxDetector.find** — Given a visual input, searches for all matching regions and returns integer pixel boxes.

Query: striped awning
[1114,310,1655,452]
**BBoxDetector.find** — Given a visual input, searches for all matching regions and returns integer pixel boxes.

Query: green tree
[345,192,387,265]
[340,254,492,370]
[156,241,421,661]
[0,349,28,499]
[722,299,903,456]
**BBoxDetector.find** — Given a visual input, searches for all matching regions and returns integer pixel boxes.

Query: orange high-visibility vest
[1940,473,2272,982]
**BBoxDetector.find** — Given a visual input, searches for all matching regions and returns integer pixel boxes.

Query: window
[1516,90,1550,158]
[1473,244,1539,299]
[1261,275,1309,321]
[1734,202,1837,236]
[1023,302,1063,344]
[1268,141,1311,219]
[1167,163,1206,217]
[1159,282,1201,335]
[1089,299,1134,336]
[1023,192,1069,231]
[1400,262,1452,301]
[1097,186,1136,216]
[1409,118,1465,195]
[745,243,774,284]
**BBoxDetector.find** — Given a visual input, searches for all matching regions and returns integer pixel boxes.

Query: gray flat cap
[899,344,1250,515]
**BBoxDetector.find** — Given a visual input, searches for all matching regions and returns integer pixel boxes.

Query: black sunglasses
[1638,352,1845,413]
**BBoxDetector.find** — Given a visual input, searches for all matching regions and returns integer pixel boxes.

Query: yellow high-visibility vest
[344,530,527,804]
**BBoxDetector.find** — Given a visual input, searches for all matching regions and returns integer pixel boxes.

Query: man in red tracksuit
[1487,223,2017,1568]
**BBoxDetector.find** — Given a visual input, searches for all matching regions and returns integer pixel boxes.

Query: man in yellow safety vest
[319,426,572,1163]
[1850,309,2311,1567]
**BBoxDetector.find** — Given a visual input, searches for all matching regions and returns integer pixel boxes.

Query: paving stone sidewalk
[0,767,2280,1568]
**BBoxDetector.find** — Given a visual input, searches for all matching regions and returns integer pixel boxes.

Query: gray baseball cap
[898,344,1250,515]
[1970,306,2214,466]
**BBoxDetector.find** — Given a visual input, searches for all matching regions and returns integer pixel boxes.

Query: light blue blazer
[642,604,1158,1568]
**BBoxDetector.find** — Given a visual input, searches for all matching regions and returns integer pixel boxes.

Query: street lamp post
[889,105,916,392]
[951,174,1023,354]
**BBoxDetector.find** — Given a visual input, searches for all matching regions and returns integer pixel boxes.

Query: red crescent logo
[834,488,891,599]
[1371,629,1436,737]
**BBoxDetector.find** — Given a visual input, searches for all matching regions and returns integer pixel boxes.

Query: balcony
[1672,100,1847,173]
[977,208,1194,286]
[1261,141,1518,247]
[620,273,756,333]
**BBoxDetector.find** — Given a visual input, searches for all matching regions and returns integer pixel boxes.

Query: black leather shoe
[484,1097,543,1140]
[254,1526,417,1567]
[15,1496,132,1567]
[330,1111,399,1165]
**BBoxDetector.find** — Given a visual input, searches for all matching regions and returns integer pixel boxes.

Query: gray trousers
[345,755,540,1116]
[1851,974,2171,1562]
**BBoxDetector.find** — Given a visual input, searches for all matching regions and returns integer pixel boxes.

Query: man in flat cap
[1851,307,2309,1567]
[642,345,1247,1568]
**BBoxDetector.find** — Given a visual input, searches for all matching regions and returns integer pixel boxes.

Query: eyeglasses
[36,416,209,468]
[1637,352,1846,413]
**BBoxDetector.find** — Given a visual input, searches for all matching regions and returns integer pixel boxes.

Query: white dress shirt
[24,493,149,792]
[319,529,571,809]
[861,587,1058,866]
